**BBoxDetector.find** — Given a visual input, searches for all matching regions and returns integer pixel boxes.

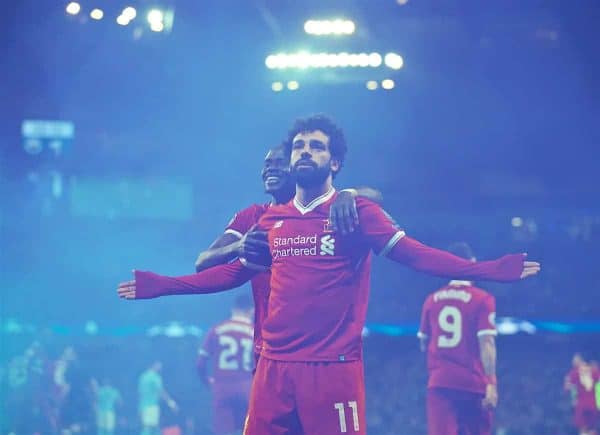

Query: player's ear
[330,158,340,174]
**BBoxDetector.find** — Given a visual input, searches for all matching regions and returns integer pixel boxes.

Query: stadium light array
[287,81,300,90]
[122,6,137,20]
[304,19,355,36]
[66,2,81,15]
[272,82,284,92]
[265,52,392,69]
[90,8,104,20]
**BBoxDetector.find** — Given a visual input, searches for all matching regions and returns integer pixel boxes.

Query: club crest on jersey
[320,234,335,256]
[323,219,334,233]
[274,220,284,228]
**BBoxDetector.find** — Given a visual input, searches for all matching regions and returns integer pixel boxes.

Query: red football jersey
[567,365,600,410]
[418,281,497,394]
[198,316,254,384]
[255,189,404,362]
[225,203,271,358]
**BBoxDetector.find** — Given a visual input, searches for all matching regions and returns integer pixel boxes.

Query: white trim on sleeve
[224,229,244,239]
[239,257,270,272]
[379,230,406,256]
[477,329,498,337]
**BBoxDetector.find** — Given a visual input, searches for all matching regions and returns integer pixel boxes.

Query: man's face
[261,148,292,194]
[290,130,339,188]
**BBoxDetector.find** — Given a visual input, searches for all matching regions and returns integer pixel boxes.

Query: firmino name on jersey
[272,234,318,259]
[433,289,472,303]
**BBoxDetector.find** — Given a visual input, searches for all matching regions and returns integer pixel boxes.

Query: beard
[292,160,331,188]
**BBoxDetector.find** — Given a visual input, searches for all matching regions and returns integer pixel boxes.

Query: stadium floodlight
[147,9,164,25]
[366,80,378,90]
[511,217,524,227]
[66,2,81,15]
[384,53,404,70]
[287,81,299,91]
[381,79,395,90]
[304,19,355,35]
[271,82,284,92]
[90,9,104,20]
[116,14,130,26]
[122,6,137,21]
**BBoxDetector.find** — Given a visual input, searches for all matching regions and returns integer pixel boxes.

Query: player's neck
[295,179,333,206]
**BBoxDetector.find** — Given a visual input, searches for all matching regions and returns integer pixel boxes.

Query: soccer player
[91,377,122,435]
[418,242,497,435]
[118,114,540,434]
[197,295,255,435]
[565,354,600,435]
[193,144,382,364]
[138,361,178,435]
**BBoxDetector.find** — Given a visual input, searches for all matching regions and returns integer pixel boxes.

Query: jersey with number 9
[418,281,497,394]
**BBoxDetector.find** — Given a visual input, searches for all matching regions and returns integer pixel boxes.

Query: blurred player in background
[565,353,600,435]
[418,242,498,435]
[91,377,122,435]
[197,294,255,435]
[138,361,178,435]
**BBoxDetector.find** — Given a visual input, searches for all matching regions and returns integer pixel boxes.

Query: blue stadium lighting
[65,2,81,15]
[271,82,284,92]
[287,81,300,91]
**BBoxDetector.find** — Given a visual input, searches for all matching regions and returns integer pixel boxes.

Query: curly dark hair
[284,114,347,177]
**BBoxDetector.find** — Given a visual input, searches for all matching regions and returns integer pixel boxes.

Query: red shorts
[244,357,366,435]
[574,406,600,430]
[212,380,252,435]
[427,387,492,435]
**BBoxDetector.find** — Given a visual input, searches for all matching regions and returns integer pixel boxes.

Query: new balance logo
[320,234,335,256]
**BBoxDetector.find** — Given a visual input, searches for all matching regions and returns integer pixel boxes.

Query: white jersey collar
[293,187,336,215]
[448,280,473,287]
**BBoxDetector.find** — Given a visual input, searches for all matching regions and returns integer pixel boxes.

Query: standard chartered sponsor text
[273,234,318,259]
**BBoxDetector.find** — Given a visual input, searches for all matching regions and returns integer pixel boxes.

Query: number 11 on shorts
[334,401,360,433]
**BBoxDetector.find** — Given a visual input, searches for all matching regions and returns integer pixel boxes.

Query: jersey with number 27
[419,281,496,394]
[199,316,254,385]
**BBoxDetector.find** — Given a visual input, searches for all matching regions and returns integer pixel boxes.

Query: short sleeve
[225,205,263,239]
[356,198,405,256]
[418,298,431,339]
[476,293,497,337]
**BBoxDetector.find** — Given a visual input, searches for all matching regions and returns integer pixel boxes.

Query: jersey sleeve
[225,205,261,238]
[476,293,497,337]
[418,298,431,340]
[356,198,406,255]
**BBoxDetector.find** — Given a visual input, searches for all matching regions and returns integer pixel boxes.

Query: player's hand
[237,226,270,258]
[329,190,359,235]
[482,384,498,409]
[520,254,541,279]
[117,279,137,299]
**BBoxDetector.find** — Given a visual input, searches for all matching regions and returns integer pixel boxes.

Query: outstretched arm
[387,236,540,282]
[117,260,257,300]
